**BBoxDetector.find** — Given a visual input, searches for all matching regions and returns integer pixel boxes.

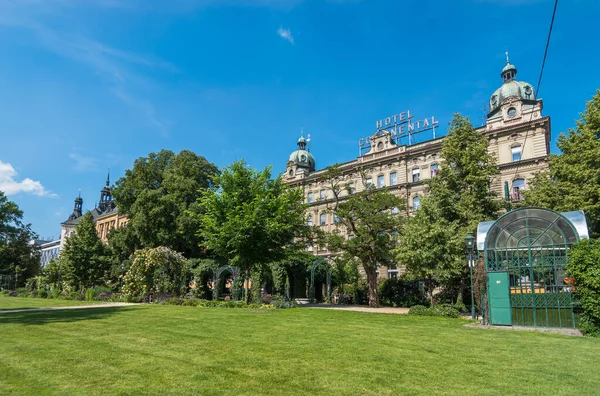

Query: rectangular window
[390,172,397,186]
[320,189,327,200]
[412,168,420,183]
[366,178,373,187]
[320,213,326,226]
[348,183,355,194]
[334,214,340,224]
[512,146,522,162]
[377,175,385,188]
[307,192,313,203]
[307,216,313,226]
[430,164,439,178]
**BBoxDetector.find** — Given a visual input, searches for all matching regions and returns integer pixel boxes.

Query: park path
[0,302,136,314]
[302,304,409,314]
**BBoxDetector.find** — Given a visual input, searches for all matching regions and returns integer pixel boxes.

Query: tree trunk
[244,269,250,304]
[365,267,379,307]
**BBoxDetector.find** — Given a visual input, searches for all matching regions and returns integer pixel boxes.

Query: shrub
[36,289,48,299]
[453,301,468,313]
[162,297,185,306]
[271,295,298,309]
[409,304,461,318]
[122,247,190,299]
[569,239,600,337]
[0,290,9,296]
[408,305,433,316]
[378,278,429,307]
[85,289,99,301]
[51,289,62,299]
[432,304,461,318]
[67,291,83,300]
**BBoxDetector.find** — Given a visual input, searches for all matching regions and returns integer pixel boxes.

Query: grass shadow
[0,306,142,326]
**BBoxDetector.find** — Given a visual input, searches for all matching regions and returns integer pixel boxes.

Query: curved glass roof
[477,208,588,251]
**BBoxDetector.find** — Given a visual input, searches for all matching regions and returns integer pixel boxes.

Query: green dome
[489,60,535,114]
[501,62,517,74]
[288,149,315,172]
[288,135,315,172]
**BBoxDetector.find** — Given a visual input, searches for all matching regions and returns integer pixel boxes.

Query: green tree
[60,212,110,289]
[322,165,405,307]
[525,90,600,237]
[396,113,501,303]
[112,149,219,258]
[0,191,40,288]
[198,160,308,303]
[568,239,600,337]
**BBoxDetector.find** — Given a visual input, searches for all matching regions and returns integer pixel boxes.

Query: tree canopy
[0,191,39,287]
[396,113,501,302]
[112,149,219,257]
[197,160,308,303]
[321,165,405,307]
[525,90,600,237]
[58,212,110,289]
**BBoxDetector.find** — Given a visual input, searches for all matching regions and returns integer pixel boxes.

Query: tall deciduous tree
[112,149,219,258]
[322,165,405,307]
[0,191,40,288]
[525,90,600,237]
[396,113,501,302]
[198,160,308,303]
[60,212,110,289]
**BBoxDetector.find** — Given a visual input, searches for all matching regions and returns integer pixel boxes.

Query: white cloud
[277,27,294,44]
[0,160,56,197]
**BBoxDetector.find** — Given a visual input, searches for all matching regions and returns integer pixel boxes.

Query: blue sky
[0,0,599,239]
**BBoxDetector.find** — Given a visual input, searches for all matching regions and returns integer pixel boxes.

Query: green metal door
[488,272,512,325]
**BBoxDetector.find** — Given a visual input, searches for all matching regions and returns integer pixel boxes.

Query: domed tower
[487,52,541,128]
[67,192,83,221]
[286,135,316,180]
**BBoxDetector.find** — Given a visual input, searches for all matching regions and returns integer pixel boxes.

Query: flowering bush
[121,247,189,299]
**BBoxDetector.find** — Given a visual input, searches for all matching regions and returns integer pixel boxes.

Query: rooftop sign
[359,110,440,155]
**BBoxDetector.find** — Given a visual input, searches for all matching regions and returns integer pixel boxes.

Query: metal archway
[309,259,332,304]
[213,265,241,301]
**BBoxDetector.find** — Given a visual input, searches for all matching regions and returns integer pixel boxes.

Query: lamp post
[464,232,476,320]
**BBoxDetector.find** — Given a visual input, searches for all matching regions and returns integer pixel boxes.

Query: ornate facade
[283,58,550,278]
[60,171,128,248]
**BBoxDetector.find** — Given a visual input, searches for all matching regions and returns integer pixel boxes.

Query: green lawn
[0,297,107,310]
[1,298,599,395]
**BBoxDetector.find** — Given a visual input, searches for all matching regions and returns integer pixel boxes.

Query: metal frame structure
[212,265,241,301]
[309,259,332,304]
[482,207,585,328]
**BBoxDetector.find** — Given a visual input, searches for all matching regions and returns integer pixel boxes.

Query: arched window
[430,164,439,178]
[320,213,326,226]
[512,178,525,201]
[511,145,522,162]
[413,196,421,211]
[390,172,397,186]
[307,216,313,227]
[412,168,420,182]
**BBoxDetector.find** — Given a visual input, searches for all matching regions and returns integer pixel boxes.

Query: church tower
[67,192,83,221]
[98,170,114,212]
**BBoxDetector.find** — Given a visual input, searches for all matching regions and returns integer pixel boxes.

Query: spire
[501,51,517,83]
[98,169,114,212]
[106,168,110,187]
